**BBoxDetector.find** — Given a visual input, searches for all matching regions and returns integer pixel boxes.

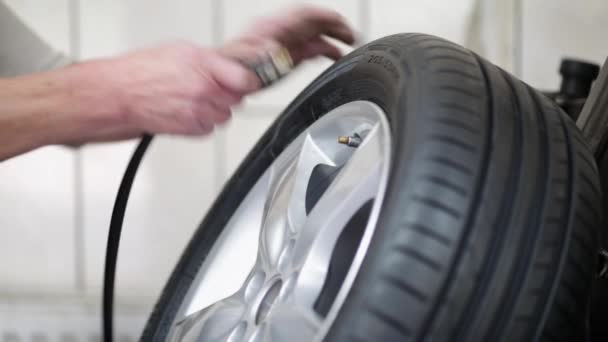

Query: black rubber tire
[589,138,608,341]
[142,34,602,342]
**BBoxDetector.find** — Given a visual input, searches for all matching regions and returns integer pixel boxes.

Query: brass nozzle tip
[270,47,294,75]
[338,136,349,144]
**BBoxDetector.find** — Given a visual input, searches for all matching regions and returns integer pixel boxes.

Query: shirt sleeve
[0,2,73,77]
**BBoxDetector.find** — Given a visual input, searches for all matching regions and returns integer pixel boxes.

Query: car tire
[142,33,602,342]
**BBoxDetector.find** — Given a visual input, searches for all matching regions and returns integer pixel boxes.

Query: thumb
[203,52,261,94]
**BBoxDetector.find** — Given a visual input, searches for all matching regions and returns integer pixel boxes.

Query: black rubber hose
[103,134,153,342]
[99,56,286,341]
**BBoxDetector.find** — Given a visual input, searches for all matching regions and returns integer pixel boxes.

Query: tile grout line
[513,0,523,78]
[212,0,228,192]
[358,0,371,43]
[69,0,86,294]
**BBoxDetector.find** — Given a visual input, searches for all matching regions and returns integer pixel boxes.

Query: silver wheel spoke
[175,170,274,322]
[258,133,335,271]
[286,133,336,234]
[176,295,246,342]
[261,302,322,342]
[257,163,295,271]
[170,101,391,342]
[292,124,385,307]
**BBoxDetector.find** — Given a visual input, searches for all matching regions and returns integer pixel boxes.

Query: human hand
[65,6,356,144]
[77,41,259,140]
[220,5,356,66]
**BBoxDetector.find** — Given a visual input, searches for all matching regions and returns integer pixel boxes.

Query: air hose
[103,134,153,342]
[101,49,293,342]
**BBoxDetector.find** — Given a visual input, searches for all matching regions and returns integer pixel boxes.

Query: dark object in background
[544,59,600,120]
[578,57,608,342]
[560,59,600,98]
[540,56,608,342]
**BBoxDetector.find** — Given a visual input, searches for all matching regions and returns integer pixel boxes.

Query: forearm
[0,62,123,160]
[0,42,259,161]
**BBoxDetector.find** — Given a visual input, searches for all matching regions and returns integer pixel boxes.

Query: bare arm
[0,5,355,161]
[0,45,261,161]
[0,66,95,159]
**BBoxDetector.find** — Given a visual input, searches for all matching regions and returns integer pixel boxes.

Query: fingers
[181,52,245,135]
[203,52,261,94]
[317,42,343,62]
[147,5,356,139]
[290,37,343,62]
[141,99,232,136]
[170,106,229,136]
[190,99,233,133]
[231,5,354,66]
[171,97,231,135]
[189,119,214,136]
[202,82,243,107]
[203,101,232,125]
[282,6,355,45]
[220,36,281,62]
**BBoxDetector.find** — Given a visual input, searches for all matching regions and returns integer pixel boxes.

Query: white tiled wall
[77,0,217,307]
[0,1,75,295]
[221,106,277,176]
[521,0,608,89]
[3,0,71,52]
[1,0,607,338]
[78,0,214,58]
[0,297,146,341]
[0,147,76,294]
[81,137,217,301]
[369,0,477,44]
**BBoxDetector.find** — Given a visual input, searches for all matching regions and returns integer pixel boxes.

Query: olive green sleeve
[0,2,72,77]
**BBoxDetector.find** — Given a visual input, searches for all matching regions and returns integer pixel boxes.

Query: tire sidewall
[141,37,412,341]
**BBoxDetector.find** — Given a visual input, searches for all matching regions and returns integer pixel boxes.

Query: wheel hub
[255,279,283,324]
[167,101,392,342]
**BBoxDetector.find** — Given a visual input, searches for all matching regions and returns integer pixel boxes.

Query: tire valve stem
[338,134,362,148]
